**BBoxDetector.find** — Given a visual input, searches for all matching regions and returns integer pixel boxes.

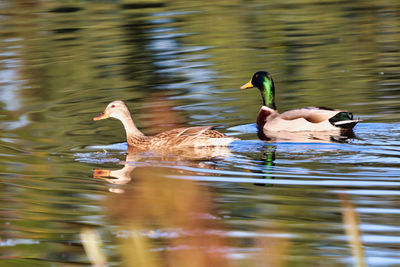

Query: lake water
[1,1,400,266]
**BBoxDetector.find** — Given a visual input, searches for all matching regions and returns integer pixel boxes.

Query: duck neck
[259,78,277,110]
[110,165,134,182]
[120,115,145,139]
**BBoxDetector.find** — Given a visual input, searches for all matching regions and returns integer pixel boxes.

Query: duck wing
[279,107,360,129]
[280,107,344,123]
[154,126,226,138]
[151,126,236,148]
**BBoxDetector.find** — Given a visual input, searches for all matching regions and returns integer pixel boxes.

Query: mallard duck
[93,100,237,149]
[240,71,360,132]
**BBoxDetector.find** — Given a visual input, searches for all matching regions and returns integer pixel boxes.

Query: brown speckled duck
[240,71,360,132]
[93,101,237,150]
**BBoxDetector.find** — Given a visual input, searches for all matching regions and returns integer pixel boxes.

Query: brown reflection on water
[105,167,231,267]
[91,159,302,267]
[139,91,187,136]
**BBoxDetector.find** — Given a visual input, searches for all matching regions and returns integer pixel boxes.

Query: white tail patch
[333,119,361,126]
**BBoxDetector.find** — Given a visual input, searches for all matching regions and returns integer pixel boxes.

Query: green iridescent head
[240,71,277,110]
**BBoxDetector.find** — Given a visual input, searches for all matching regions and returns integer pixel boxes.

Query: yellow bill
[240,80,254,89]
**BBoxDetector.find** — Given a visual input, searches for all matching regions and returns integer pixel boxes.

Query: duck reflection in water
[253,145,276,187]
[93,145,233,192]
[257,128,356,143]
[93,149,138,193]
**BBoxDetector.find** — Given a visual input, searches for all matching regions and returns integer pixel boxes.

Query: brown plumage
[93,101,237,150]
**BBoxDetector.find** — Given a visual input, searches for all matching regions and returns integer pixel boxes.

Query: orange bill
[93,112,109,121]
[93,169,111,178]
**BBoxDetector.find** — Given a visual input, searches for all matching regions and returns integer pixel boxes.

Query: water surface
[1,1,400,266]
